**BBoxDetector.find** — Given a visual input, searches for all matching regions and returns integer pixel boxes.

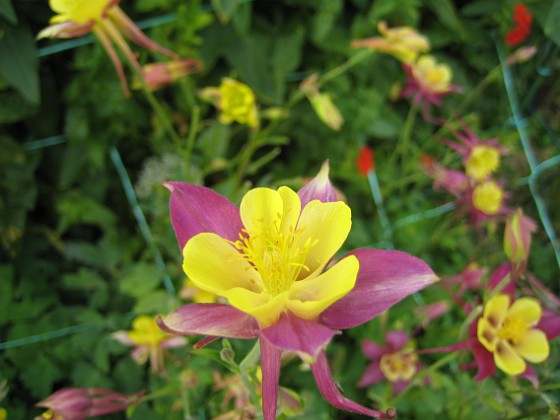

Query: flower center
[466,145,500,181]
[379,351,418,382]
[232,220,317,296]
[497,316,529,344]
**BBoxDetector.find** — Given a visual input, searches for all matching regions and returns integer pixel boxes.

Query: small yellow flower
[466,145,500,181]
[352,21,430,64]
[379,350,418,382]
[127,315,170,347]
[478,295,549,375]
[218,78,259,128]
[411,56,453,94]
[49,0,110,24]
[0,407,7,420]
[472,181,503,215]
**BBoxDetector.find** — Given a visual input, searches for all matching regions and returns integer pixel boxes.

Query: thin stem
[389,105,418,167]
[367,170,394,249]
[184,105,201,166]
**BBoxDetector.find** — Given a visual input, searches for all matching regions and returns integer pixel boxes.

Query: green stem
[390,105,418,168]
[184,105,201,167]
[234,130,261,190]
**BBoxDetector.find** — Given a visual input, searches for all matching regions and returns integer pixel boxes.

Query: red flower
[505,4,532,46]
[357,146,375,176]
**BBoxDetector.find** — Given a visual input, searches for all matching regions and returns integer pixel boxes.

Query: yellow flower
[127,315,170,347]
[379,350,418,382]
[478,295,549,375]
[352,21,430,64]
[218,78,259,128]
[49,0,110,24]
[0,407,6,420]
[182,187,359,327]
[472,181,503,215]
[466,145,500,181]
[411,55,453,94]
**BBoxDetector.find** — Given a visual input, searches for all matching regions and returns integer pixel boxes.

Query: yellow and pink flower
[158,162,437,419]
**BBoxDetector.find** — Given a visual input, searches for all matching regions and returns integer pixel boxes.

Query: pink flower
[157,162,437,419]
[141,59,203,92]
[359,331,422,395]
[36,388,144,420]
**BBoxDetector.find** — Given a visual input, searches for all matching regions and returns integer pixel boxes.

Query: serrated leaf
[0,21,39,103]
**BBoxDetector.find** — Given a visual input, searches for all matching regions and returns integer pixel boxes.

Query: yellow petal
[494,340,526,375]
[483,294,510,328]
[477,317,498,352]
[287,255,358,320]
[296,200,351,278]
[240,188,283,237]
[223,288,288,327]
[277,186,301,235]
[513,329,549,363]
[506,297,542,327]
[183,232,263,295]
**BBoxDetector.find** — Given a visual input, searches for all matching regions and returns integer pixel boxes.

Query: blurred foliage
[1,0,560,419]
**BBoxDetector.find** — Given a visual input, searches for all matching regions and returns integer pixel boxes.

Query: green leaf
[0,0,16,24]
[423,0,467,40]
[62,268,106,291]
[544,0,560,45]
[211,0,246,24]
[119,263,162,298]
[0,21,39,103]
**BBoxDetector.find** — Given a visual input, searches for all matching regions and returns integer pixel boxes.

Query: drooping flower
[35,388,144,420]
[38,0,179,96]
[505,4,532,47]
[112,315,186,373]
[158,162,438,419]
[445,126,506,182]
[351,21,430,64]
[359,331,422,395]
[357,146,375,176]
[471,180,505,216]
[402,55,461,120]
[477,294,549,375]
[301,74,344,131]
[140,59,203,92]
[420,154,468,197]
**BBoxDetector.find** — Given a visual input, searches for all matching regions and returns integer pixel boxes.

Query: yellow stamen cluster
[218,78,259,127]
[379,350,418,382]
[466,145,500,181]
[472,181,503,215]
[232,221,317,296]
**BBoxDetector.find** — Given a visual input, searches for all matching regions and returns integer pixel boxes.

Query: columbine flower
[38,0,178,96]
[35,388,144,420]
[359,331,421,395]
[158,162,437,419]
[112,315,186,373]
[140,59,203,92]
[357,146,375,177]
[351,21,430,64]
[477,294,549,375]
[421,154,468,197]
[216,78,259,128]
[445,126,506,182]
[402,55,461,119]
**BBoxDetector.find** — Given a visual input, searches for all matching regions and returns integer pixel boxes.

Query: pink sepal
[361,340,387,360]
[298,160,338,208]
[261,312,338,359]
[260,337,281,420]
[518,364,540,388]
[385,330,409,351]
[487,263,515,299]
[320,249,438,329]
[157,303,259,339]
[358,362,384,387]
[164,182,243,249]
[311,351,397,419]
[537,308,560,341]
